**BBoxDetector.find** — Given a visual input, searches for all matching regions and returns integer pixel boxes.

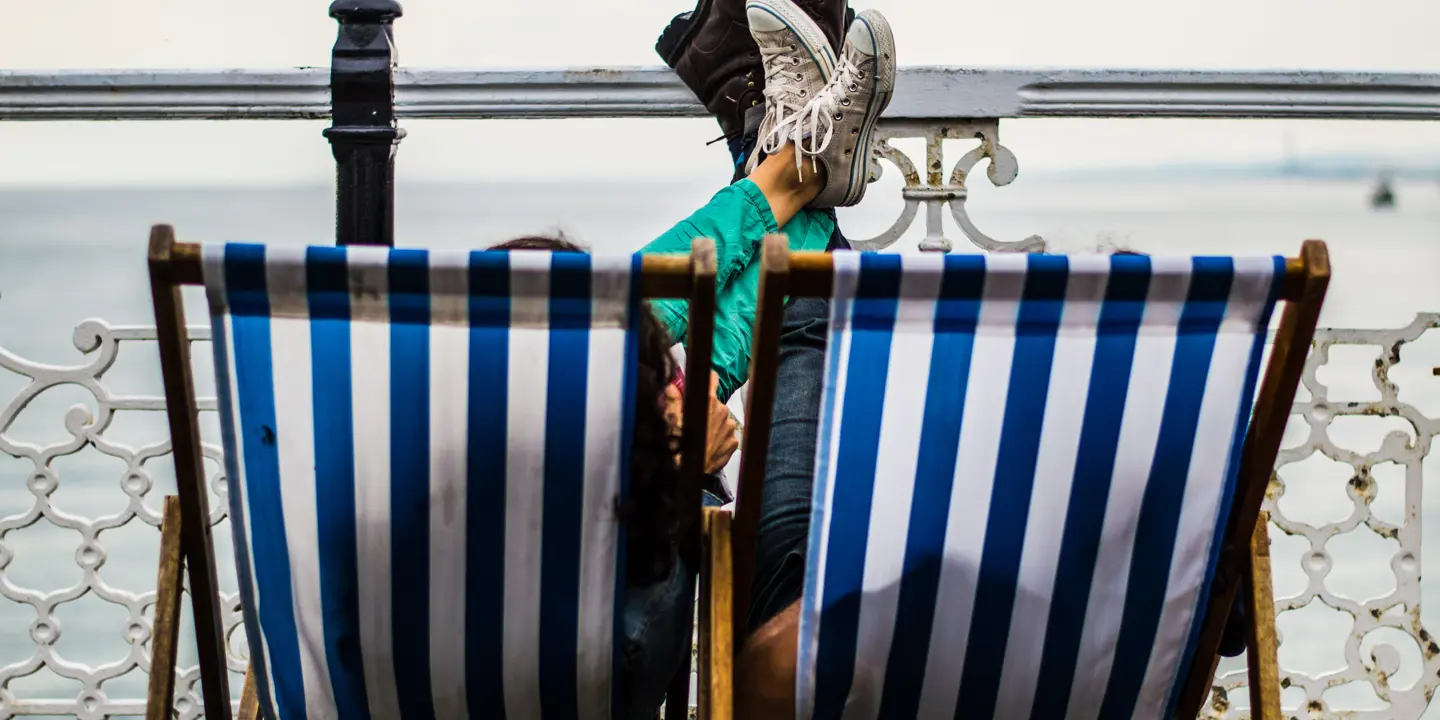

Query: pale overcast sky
[5,0,1440,186]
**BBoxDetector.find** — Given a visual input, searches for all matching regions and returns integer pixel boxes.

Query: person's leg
[733,13,898,712]
[641,143,834,401]
[746,296,829,631]
[618,489,727,720]
[649,0,887,380]
[726,294,827,719]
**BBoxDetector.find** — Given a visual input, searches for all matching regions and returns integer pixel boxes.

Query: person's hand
[661,372,740,474]
[703,372,741,474]
[662,383,684,440]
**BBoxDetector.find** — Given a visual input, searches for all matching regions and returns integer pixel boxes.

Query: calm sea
[2,175,1439,711]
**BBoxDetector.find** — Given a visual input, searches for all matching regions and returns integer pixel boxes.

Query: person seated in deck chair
[489,0,889,713]
[644,3,1257,713]
[489,235,735,718]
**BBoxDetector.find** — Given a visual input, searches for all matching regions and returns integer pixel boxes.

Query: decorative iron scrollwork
[849,120,1046,254]
[1201,314,1440,719]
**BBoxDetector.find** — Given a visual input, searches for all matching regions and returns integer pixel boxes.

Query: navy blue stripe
[1163,257,1285,716]
[875,255,986,719]
[813,254,902,720]
[955,255,1070,719]
[538,252,592,719]
[305,247,370,719]
[1098,258,1233,718]
[1027,255,1152,720]
[224,245,307,719]
[464,251,511,717]
[614,256,642,711]
[388,249,436,717]
[223,244,271,316]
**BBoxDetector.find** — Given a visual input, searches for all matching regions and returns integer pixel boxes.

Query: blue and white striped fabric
[799,251,1283,720]
[203,243,642,720]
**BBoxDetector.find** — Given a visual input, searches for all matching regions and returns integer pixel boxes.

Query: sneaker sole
[656,0,716,68]
[744,0,839,80]
[844,10,896,206]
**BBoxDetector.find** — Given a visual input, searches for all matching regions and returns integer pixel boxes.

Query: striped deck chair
[143,225,735,719]
[722,239,1328,719]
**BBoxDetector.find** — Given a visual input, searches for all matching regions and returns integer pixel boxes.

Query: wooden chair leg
[238,663,261,720]
[150,225,232,716]
[1245,511,1283,720]
[731,237,791,647]
[146,496,186,720]
[665,236,717,720]
[698,507,734,720]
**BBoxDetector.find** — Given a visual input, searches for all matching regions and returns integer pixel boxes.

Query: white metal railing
[2,67,1439,121]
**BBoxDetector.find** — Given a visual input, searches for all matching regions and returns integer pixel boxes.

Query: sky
[4,0,1440,186]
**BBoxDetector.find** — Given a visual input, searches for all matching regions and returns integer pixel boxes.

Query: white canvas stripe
[427,252,470,716]
[264,250,338,718]
[914,256,1025,718]
[797,253,860,719]
[575,260,632,720]
[345,247,401,720]
[1064,259,1190,720]
[502,252,551,720]
[842,256,943,720]
[994,260,1108,718]
[587,256,635,329]
[1132,259,1277,718]
[202,244,230,316]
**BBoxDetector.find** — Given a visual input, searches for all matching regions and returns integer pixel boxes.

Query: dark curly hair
[489,235,692,587]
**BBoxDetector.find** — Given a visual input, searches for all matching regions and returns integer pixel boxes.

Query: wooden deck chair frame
[143,225,732,720]
[715,238,1329,720]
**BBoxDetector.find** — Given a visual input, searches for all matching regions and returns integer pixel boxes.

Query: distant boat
[1372,175,1396,210]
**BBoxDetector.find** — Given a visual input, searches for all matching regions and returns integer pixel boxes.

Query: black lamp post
[324,0,405,246]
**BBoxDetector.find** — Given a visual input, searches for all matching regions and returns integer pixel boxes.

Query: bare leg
[749,144,825,229]
[737,601,801,718]
[734,291,832,717]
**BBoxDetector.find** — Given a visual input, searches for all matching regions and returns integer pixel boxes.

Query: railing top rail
[4,66,1439,121]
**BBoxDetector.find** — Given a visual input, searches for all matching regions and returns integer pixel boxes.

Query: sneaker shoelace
[770,54,866,173]
[757,42,815,163]
[794,55,865,163]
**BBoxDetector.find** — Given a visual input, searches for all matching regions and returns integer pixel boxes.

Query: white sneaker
[799,9,896,208]
[743,0,839,176]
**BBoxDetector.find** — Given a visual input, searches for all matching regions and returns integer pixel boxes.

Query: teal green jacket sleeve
[639,179,835,402]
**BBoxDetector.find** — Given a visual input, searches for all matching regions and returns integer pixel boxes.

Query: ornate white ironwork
[1201,313,1440,719]
[3,68,1439,121]
[0,322,244,719]
[854,120,1046,253]
[2,314,1438,717]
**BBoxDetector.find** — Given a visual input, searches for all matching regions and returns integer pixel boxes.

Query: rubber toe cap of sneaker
[847,17,876,55]
[746,4,787,32]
